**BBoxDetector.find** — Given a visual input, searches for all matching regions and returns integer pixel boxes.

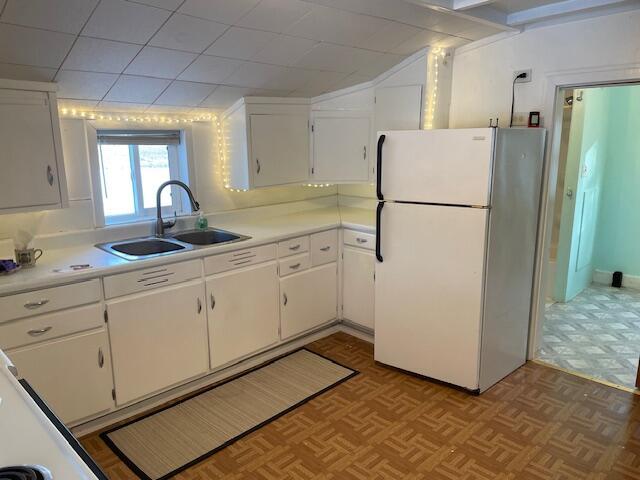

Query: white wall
[448,10,640,129]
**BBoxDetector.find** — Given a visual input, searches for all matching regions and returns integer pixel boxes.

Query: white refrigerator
[374,127,546,393]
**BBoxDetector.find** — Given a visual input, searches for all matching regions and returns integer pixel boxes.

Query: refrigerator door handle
[376,201,384,262]
[376,134,386,200]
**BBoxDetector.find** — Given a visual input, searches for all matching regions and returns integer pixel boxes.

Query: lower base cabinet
[7,329,113,424]
[206,262,280,369]
[107,280,209,405]
[280,262,338,339]
[342,247,375,329]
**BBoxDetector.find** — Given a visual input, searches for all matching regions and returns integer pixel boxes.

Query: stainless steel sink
[171,228,250,246]
[96,237,192,261]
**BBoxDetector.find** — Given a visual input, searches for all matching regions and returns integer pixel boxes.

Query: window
[96,130,191,225]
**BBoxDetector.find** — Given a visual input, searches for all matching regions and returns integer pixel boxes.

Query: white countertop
[0,206,374,296]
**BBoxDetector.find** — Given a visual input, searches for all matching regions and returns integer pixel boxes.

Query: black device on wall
[612,271,623,288]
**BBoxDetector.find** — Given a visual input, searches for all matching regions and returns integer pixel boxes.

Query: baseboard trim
[593,269,640,290]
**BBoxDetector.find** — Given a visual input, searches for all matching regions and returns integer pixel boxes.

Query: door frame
[527,63,640,358]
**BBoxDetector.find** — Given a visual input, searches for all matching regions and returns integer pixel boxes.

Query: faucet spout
[155,180,200,237]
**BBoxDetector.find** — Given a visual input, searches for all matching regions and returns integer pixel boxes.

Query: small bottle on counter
[195,211,208,230]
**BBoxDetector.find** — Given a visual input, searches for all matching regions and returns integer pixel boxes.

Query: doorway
[537,83,640,389]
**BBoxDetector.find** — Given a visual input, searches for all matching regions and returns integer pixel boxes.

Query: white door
[342,247,375,329]
[280,263,337,339]
[8,330,113,424]
[0,89,61,209]
[206,262,279,369]
[377,129,495,206]
[374,202,488,390]
[313,116,370,182]
[107,280,209,405]
[250,114,309,187]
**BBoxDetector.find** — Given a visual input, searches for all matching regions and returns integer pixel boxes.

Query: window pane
[139,145,172,209]
[99,144,135,217]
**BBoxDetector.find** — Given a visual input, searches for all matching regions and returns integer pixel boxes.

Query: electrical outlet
[514,69,532,83]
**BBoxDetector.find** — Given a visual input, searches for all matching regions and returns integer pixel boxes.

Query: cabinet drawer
[279,253,310,277]
[343,230,375,251]
[278,236,309,257]
[310,230,338,266]
[205,244,277,275]
[0,303,104,350]
[0,279,101,324]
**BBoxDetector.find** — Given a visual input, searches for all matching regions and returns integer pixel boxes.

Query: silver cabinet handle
[283,293,288,306]
[197,297,202,314]
[320,246,331,251]
[46,165,54,186]
[363,145,367,160]
[27,326,52,336]
[210,293,216,310]
[289,244,301,251]
[24,299,49,309]
[256,158,261,174]
[98,348,104,368]
[566,188,573,199]
[356,238,368,244]
[289,263,301,270]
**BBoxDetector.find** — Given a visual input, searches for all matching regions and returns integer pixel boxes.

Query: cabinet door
[107,280,208,405]
[250,114,309,187]
[280,263,337,339]
[8,329,113,424]
[342,247,375,329]
[313,116,370,182]
[0,89,61,209]
[207,262,279,369]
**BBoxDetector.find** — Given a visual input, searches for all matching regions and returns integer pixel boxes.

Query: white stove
[0,350,105,480]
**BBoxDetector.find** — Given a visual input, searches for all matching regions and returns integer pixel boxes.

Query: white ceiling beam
[453,0,497,10]
[404,0,516,31]
[508,0,630,26]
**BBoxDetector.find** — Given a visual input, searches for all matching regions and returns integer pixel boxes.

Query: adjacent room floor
[81,331,640,479]
[539,283,640,389]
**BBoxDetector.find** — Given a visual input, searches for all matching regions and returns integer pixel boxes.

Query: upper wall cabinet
[224,97,310,190]
[310,112,371,183]
[374,85,423,133]
[0,80,67,214]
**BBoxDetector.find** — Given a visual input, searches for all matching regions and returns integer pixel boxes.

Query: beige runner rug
[101,349,357,480]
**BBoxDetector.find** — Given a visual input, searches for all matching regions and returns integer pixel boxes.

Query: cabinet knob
[98,348,104,368]
[210,293,216,310]
[256,158,261,174]
[46,165,54,186]
[283,293,288,306]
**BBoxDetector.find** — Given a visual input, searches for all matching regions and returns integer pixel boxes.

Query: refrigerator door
[377,128,495,206]
[374,201,488,390]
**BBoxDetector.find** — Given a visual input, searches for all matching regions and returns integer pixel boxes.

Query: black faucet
[155,180,200,237]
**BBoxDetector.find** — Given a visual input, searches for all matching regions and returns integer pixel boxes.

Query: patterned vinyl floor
[538,283,640,389]
[81,332,640,479]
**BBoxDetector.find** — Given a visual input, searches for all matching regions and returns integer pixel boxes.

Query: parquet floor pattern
[81,332,640,479]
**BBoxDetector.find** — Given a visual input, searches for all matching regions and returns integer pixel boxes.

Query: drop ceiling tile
[62,37,142,73]
[293,70,348,95]
[457,24,503,41]
[146,104,195,114]
[223,61,287,89]
[251,34,318,66]
[331,72,371,91]
[178,55,242,83]
[178,0,260,24]
[96,101,150,112]
[356,52,406,78]
[259,67,316,91]
[149,14,228,53]
[104,75,171,103]
[435,35,470,49]
[390,29,448,55]
[200,85,289,108]
[294,43,381,73]
[205,27,278,60]
[1,0,98,34]
[154,80,216,106]
[125,46,198,79]
[0,24,75,68]
[0,63,57,82]
[129,0,183,10]
[356,21,423,52]
[55,70,119,100]
[82,0,171,44]
[236,0,312,33]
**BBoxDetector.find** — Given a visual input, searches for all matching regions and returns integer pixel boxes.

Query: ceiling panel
[149,13,229,53]
[205,27,278,60]
[200,85,290,108]
[154,80,217,106]
[178,0,261,25]
[251,34,318,67]
[62,37,142,73]
[223,61,289,88]
[0,62,57,82]
[355,21,424,52]
[178,55,243,83]
[55,70,119,100]
[236,0,312,33]
[0,0,98,35]
[331,72,371,91]
[82,0,170,44]
[103,75,171,103]
[356,53,407,78]
[96,100,151,112]
[129,0,184,10]
[289,69,348,96]
[0,24,75,68]
[492,0,563,13]
[390,29,449,55]
[294,43,381,73]
[125,46,198,79]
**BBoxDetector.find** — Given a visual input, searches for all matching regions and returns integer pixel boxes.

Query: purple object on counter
[0,259,19,273]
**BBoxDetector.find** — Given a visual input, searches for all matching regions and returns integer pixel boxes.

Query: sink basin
[96,238,192,261]
[171,228,250,246]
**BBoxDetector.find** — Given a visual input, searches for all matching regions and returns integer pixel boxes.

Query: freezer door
[374,202,488,390]
[377,128,495,206]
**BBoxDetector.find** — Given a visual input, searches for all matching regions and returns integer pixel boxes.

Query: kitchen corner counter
[0,206,374,296]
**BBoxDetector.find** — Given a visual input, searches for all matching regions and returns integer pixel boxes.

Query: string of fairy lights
[424,47,447,130]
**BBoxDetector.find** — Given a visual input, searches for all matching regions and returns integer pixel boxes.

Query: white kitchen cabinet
[0,80,67,213]
[206,262,279,369]
[223,97,310,190]
[106,279,209,405]
[374,85,423,132]
[311,114,370,182]
[280,263,338,339]
[7,329,113,424]
[342,246,375,330]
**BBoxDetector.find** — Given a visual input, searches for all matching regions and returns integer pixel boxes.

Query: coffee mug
[15,248,43,268]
